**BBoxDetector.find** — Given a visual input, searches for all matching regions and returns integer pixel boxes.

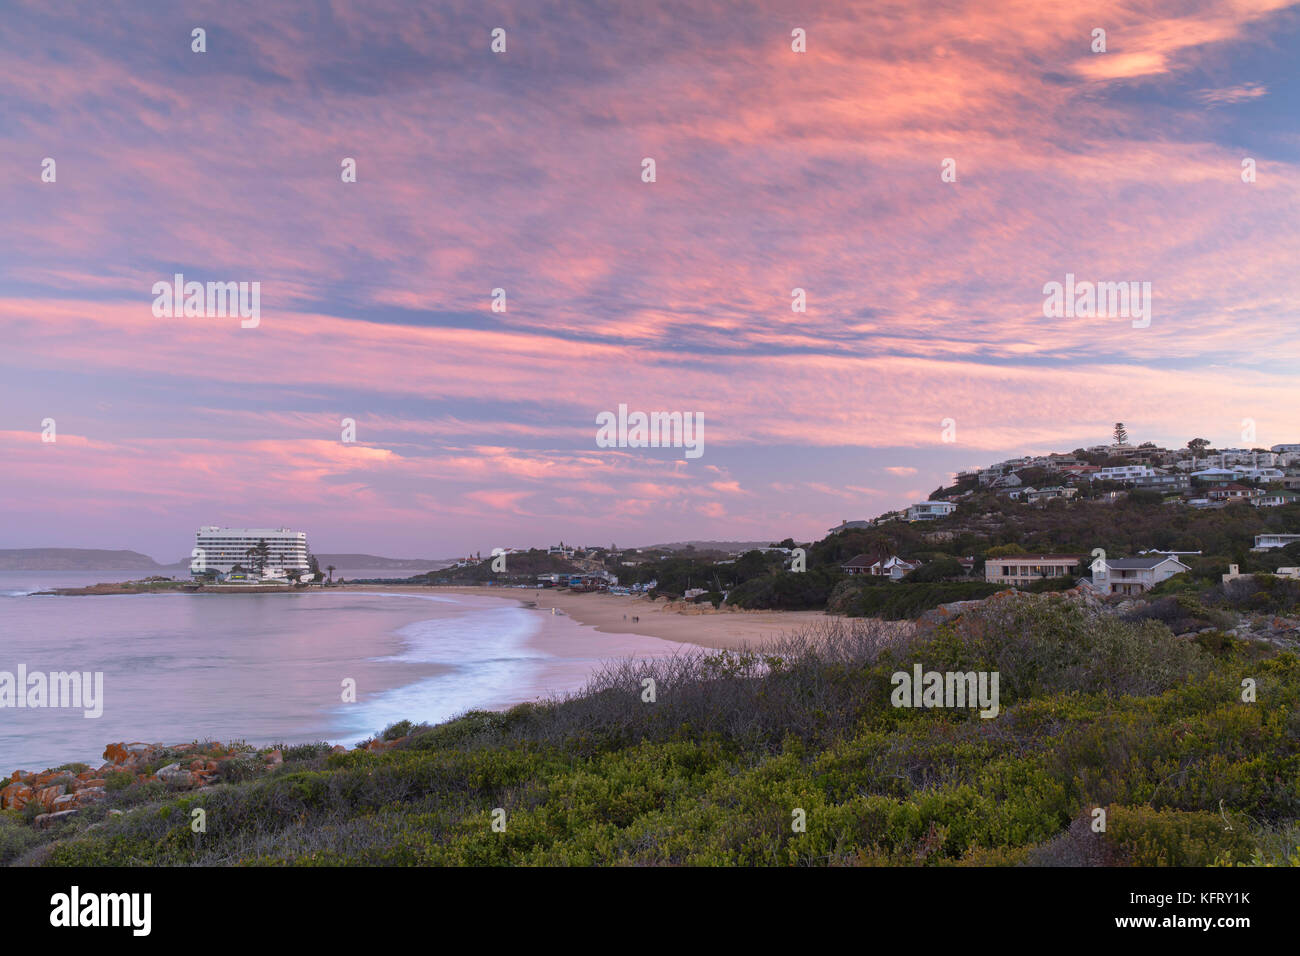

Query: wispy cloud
[1,0,1297,555]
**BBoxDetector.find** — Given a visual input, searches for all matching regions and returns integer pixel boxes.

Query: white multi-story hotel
[191,526,310,576]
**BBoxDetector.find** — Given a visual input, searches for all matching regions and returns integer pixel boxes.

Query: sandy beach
[340,584,834,651]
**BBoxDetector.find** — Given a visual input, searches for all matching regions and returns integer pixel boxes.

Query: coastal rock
[34,809,79,829]
[33,785,66,810]
[74,787,107,807]
[158,768,193,787]
[8,737,392,830]
[1,783,33,810]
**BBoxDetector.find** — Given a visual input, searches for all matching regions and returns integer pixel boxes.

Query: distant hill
[637,540,787,553]
[0,548,457,571]
[0,549,167,571]
[311,554,458,570]
[431,550,579,583]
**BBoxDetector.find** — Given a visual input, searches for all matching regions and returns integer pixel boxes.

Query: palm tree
[326,564,336,585]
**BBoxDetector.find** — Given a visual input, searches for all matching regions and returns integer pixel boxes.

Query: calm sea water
[0,570,688,772]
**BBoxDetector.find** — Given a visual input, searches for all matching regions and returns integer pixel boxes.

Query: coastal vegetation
[6,592,1297,867]
[618,494,1300,617]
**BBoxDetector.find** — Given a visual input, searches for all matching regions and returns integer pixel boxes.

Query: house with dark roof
[1204,482,1262,502]
[827,519,873,534]
[1091,555,1190,595]
[840,553,919,580]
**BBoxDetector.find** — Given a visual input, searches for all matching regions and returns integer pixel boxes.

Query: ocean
[0,570,689,773]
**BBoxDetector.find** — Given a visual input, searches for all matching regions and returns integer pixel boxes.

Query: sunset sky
[2,0,1298,560]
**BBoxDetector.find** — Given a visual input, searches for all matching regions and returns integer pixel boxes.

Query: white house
[1254,491,1300,508]
[1253,534,1300,551]
[1026,486,1076,504]
[984,555,1085,586]
[870,556,920,580]
[1191,467,1245,482]
[1091,555,1190,596]
[840,554,919,580]
[906,501,957,521]
[1094,465,1157,482]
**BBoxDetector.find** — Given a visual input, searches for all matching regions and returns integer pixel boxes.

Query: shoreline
[23,577,848,652]
[341,584,840,651]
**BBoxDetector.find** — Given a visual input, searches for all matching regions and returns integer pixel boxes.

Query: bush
[280,742,333,763]
[0,812,45,865]
[904,558,966,583]
[725,569,838,610]
[15,598,1299,868]
[104,771,135,791]
[216,755,260,784]
[381,720,415,742]
[1209,575,1300,615]
[1102,806,1255,866]
[1124,594,1231,634]
[830,581,1002,619]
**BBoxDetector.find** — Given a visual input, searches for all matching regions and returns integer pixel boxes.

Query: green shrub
[104,771,135,791]
[381,720,415,741]
[1102,806,1255,866]
[280,742,333,763]
[15,603,1300,868]
[830,581,1002,619]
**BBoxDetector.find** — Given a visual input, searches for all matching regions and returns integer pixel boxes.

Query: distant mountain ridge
[0,548,457,571]
[0,549,168,571]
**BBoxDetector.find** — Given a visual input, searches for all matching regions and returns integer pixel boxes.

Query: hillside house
[870,556,920,580]
[1091,555,1190,595]
[1094,465,1158,482]
[906,501,958,521]
[985,555,1085,587]
[1254,491,1300,508]
[1026,486,1076,504]
[1204,483,1262,502]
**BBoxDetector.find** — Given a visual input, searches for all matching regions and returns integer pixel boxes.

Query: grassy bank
[4,593,1297,866]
